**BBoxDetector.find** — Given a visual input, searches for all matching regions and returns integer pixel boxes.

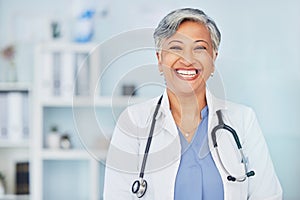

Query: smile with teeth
[175,69,199,79]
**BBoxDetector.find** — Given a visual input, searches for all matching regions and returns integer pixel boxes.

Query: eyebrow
[194,39,209,45]
[168,40,183,45]
[168,39,209,45]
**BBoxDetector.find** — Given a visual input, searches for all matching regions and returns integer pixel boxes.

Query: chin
[167,82,206,97]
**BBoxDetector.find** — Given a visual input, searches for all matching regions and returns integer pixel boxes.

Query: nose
[178,50,194,66]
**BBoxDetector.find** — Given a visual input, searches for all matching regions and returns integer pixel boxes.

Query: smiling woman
[104,8,282,200]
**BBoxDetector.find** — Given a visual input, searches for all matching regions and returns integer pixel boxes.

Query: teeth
[176,69,198,76]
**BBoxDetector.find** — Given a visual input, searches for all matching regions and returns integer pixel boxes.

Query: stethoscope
[211,110,255,182]
[132,95,255,198]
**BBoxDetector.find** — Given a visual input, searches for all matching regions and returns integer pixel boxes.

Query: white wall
[0,0,299,199]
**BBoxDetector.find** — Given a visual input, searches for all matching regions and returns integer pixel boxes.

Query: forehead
[166,21,211,43]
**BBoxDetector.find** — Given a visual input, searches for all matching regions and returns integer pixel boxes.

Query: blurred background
[0,0,299,199]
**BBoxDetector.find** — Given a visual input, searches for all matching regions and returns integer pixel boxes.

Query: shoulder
[207,90,255,120]
[219,99,259,139]
[224,100,255,117]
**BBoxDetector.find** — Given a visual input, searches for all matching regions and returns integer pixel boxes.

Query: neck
[168,89,207,117]
[168,89,207,139]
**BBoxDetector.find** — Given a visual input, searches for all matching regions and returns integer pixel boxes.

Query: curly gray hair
[153,8,221,52]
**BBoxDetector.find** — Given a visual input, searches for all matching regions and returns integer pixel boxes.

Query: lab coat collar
[158,88,228,116]
[205,88,228,114]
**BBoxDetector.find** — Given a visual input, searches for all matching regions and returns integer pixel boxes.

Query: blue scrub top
[174,106,224,200]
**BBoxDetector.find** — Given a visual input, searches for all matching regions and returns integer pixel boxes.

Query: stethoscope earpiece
[246,170,255,177]
[132,179,147,198]
[227,175,236,182]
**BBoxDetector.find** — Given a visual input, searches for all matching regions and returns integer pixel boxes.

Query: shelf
[0,139,30,149]
[0,194,30,200]
[0,82,31,92]
[41,96,148,107]
[41,149,107,160]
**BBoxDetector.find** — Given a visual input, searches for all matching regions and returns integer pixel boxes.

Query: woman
[104,8,282,199]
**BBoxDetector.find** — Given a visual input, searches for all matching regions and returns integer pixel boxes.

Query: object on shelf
[46,126,60,149]
[0,172,6,196]
[122,84,136,96]
[7,92,23,141]
[41,50,90,98]
[72,0,96,43]
[76,10,95,42]
[15,162,29,195]
[75,53,90,96]
[52,52,76,97]
[0,91,29,141]
[60,133,72,149]
[0,93,8,139]
[74,10,95,43]
[51,21,61,39]
[52,52,61,96]
[21,92,29,139]
[0,45,17,82]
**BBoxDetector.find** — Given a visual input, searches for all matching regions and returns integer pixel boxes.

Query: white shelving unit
[32,42,104,200]
[32,41,157,200]
[0,82,31,198]
[32,41,150,200]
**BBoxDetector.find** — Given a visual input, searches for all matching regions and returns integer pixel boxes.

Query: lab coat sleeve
[243,108,283,200]
[103,108,140,200]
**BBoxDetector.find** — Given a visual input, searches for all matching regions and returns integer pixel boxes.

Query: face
[157,21,217,96]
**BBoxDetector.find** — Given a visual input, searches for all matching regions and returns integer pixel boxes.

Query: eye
[169,46,182,51]
[194,46,207,51]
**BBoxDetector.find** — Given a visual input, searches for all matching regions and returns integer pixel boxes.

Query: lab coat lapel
[158,90,178,138]
[206,88,227,149]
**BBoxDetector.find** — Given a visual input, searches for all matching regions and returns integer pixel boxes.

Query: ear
[156,51,163,73]
[211,51,218,75]
[213,51,218,61]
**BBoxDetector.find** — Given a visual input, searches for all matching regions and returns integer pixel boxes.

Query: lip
[174,68,200,81]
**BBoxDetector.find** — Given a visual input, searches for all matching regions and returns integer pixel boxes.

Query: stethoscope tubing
[212,110,255,182]
[139,95,163,179]
[212,110,242,149]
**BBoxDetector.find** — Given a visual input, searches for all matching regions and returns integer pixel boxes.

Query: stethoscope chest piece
[132,179,147,198]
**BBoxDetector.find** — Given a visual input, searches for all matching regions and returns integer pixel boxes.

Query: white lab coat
[104,89,282,200]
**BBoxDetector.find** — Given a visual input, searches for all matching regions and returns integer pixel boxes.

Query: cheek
[195,53,214,72]
[160,52,180,68]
